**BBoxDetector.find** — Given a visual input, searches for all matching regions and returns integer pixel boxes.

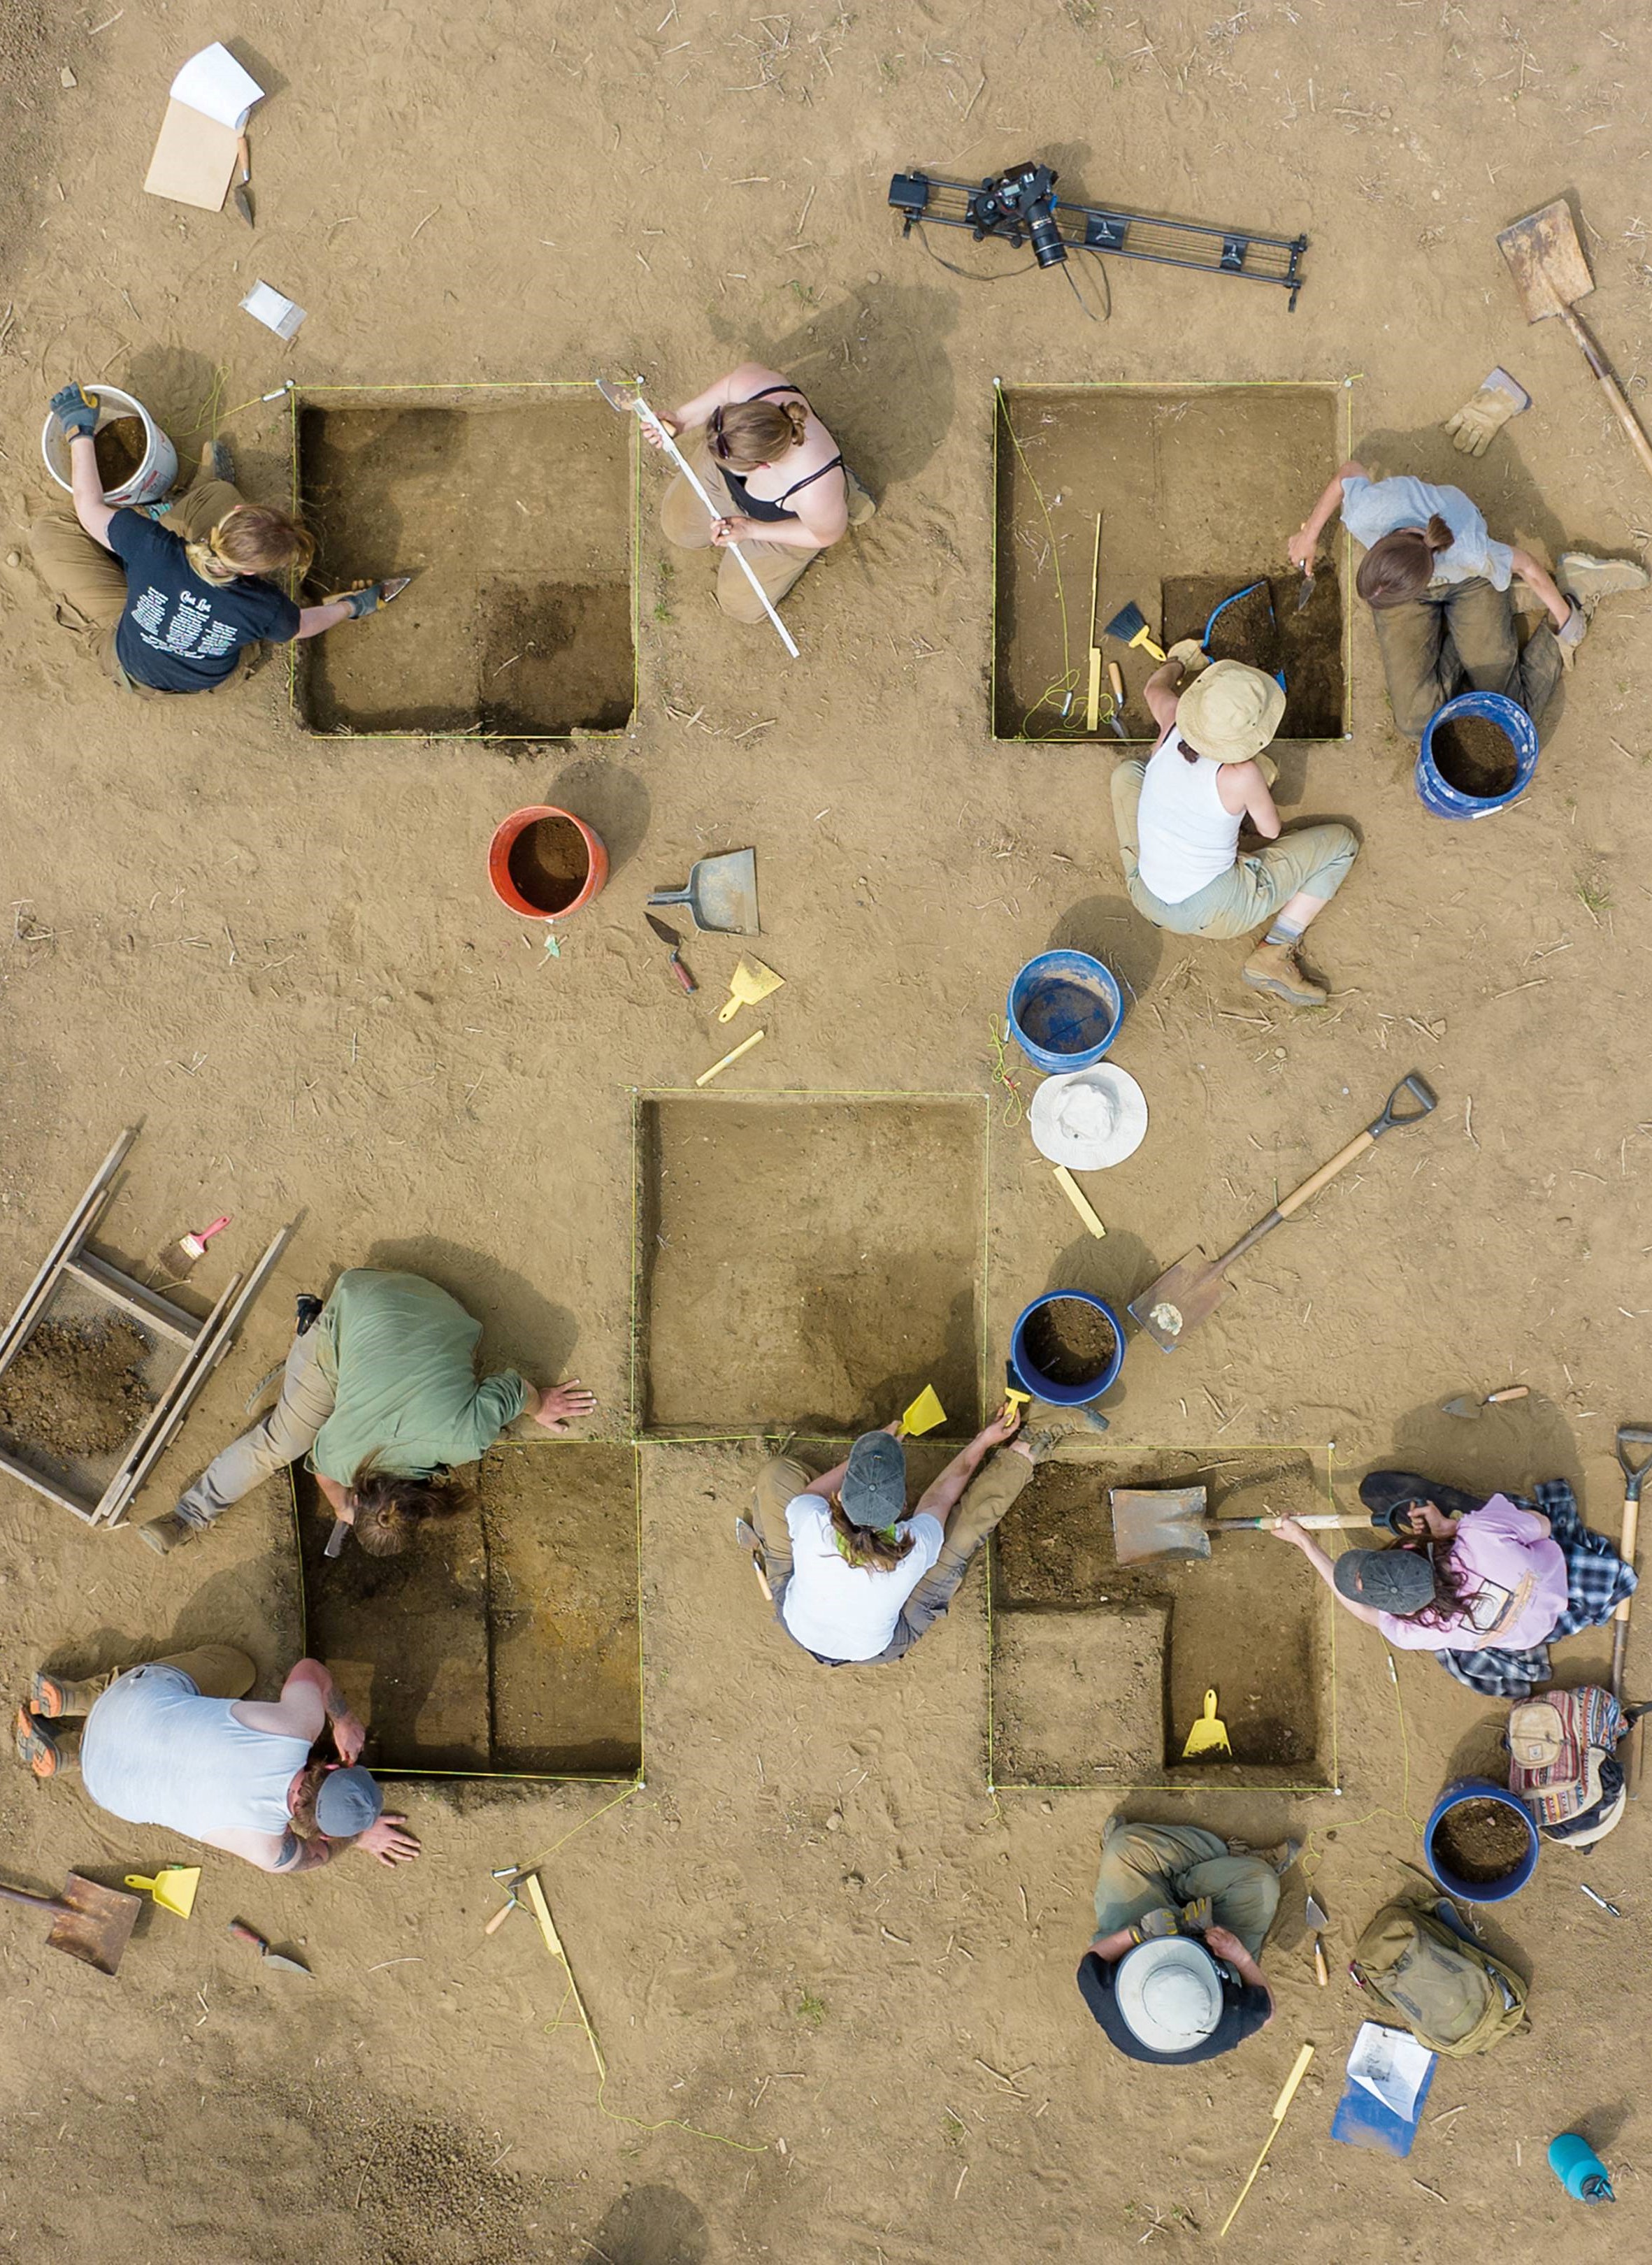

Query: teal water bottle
[1548,2133,1614,2204]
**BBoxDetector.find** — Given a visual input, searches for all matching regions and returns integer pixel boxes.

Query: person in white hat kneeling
[1076,1815,1298,2064]
[1109,652,1359,1007]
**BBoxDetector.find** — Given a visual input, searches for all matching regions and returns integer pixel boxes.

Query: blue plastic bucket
[1008,1290,1125,1405]
[1416,691,1538,821]
[1007,949,1123,1074]
[1423,1776,1539,1904]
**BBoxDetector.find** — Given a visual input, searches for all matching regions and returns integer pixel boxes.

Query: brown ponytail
[1356,515,1455,608]
[827,1494,914,1573]
[349,1465,461,1556]
[708,396,808,470]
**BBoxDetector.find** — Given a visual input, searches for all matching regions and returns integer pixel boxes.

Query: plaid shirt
[1435,1481,1636,1700]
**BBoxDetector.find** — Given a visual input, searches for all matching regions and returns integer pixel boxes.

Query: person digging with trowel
[31,384,407,698]
[740,1402,1056,1666]
[1076,1816,1299,2065]
[140,1269,596,1557]
[1288,456,1647,740]
[15,1649,419,1874]
[1109,654,1360,1007]
[645,360,876,623]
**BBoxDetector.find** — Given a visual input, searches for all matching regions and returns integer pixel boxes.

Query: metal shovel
[1497,199,1652,489]
[649,849,760,935]
[1109,1484,1370,1565]
[0,1870,141,1976]
[1128,1073,1437,1352]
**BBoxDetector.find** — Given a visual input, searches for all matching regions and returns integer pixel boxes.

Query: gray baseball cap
[840,1431,908,1528]
[1333,1545,1435,1616]
[316,1764,384,1837]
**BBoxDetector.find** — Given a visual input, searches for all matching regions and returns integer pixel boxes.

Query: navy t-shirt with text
[106,509,301,693]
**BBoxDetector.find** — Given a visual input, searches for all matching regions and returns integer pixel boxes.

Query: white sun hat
[1029,1065,1149,1170]
[1114,1937,1225,2053]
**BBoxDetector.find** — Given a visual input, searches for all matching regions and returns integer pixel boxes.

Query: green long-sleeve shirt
[309,1269,527,1483]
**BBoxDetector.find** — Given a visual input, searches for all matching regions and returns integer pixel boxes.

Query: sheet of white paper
[240,281,307,341]
[171,43,265,133]
[1346,2022,1435,2124]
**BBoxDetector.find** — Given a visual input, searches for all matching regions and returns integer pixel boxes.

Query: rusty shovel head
[48,1873,141,1976]
[1497,199,1594,322]
[1127,1248,1228,1351]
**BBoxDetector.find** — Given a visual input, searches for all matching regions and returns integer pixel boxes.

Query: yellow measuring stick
[1219,2042,1314,2238]
[695,1028,765,1087]
[1052,1164,1106,1237]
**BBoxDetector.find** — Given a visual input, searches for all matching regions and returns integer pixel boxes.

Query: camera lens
[1028,207,1066,267]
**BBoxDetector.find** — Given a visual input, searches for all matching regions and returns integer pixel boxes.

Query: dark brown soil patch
[93,415,148,491]
[506,814,589,913]
[1432,1795,1532,1884]
[1020,1296,1116,1388]
[0,1317,155,1462]
[1163,570,1344,742]
[1430,713,1517,800]
[480,580,634,737]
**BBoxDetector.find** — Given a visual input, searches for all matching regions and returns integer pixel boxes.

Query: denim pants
[1370,575,1563,740]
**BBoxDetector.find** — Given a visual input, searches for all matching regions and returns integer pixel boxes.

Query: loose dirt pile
[1432,1796,1535,1885]
[1431,712,1518,798]
[92,415,146,491]
[1021,1295,1118,1388]
[0,1316,153,1462]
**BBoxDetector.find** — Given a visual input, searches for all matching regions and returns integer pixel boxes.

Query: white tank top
[1135,728,1242,905]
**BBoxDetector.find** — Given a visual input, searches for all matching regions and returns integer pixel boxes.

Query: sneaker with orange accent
[28,1669,105,1718]
[14,1706,62,1779]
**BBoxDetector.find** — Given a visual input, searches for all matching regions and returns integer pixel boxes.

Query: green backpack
[1349,1901,1530,2057]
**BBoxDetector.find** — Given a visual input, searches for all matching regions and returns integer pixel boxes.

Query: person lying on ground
[646,360,875,622]
[741,1402,1058,1666]
[1077,1817,1299,2065]
[1289,457,1648,740]
[1271,1468,1636,1698]
[142,1269,596,1556]
[29,384,405,698]
[1109,654,1358,1009]
[15,1648,419,1874]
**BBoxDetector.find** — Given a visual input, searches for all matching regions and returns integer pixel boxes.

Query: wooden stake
[1052,1165,1105,1237]
[1219,2043,1314,2238]
[695,1028,765,1086]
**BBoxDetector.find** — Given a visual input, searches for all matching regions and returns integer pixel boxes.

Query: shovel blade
[1497,199,1594,322]
[1110,1485,1211,1566]
[1127,1250,1228,1351]
[46,1874,141,1976]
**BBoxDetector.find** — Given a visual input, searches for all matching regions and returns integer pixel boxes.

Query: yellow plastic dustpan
[717,955,784,1023]
[124,1865,201,1919]
[1181,1690,1231,1760]
[899,1384,946,1437]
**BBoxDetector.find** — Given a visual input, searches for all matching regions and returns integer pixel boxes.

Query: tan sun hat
[1175,658,1286,764]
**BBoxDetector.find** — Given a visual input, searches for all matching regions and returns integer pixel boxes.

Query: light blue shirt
[80,1666,310,1844]
[1339,474,1514,591]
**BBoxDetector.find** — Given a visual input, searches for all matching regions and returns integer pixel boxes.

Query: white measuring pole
[601,378,800,659]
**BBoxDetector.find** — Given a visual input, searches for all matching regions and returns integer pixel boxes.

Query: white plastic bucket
[40,384,178,508]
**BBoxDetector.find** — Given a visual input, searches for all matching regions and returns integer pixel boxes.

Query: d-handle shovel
[596,377,800,659]
[1128,1074,1438,1351]
[1614,1423,1652,1797]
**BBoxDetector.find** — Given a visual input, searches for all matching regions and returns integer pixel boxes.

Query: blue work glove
[49,382,100,440]
[326,575,411,619]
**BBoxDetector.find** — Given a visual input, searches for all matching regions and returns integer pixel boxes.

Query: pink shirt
[1377,1495,1569,1651]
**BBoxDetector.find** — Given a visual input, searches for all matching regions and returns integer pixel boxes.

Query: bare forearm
[671,373,740,428]
[295,601,352,640]
[1143,660,1182,731]
[1088,1928,1135,1962]
[915,1437,993,1523]
[1300,471,1346,547]
[67,433,115,545]
[1511,549,1570,628]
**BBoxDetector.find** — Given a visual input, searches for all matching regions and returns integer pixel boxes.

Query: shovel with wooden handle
[1614,1423,1652,1797]
[0,1871,141,1975]
[1497,200,1652,491]
[1128,1074,1437,1351]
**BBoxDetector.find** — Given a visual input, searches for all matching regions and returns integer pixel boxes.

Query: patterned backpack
[1506,1685,1635,1848]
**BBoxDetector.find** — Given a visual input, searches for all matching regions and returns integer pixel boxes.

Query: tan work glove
[1443,366,1530,456]
[1165,636,1209,675]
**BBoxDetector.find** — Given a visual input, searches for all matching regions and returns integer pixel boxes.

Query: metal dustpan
[649,849,759,936]
[1111,1485,1209,1565]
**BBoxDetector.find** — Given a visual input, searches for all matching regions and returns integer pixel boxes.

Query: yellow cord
[987,1019,1026,1126]
[995,391,1121,742]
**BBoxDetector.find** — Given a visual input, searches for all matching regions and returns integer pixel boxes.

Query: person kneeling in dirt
[740,1403,1044,1666]
[141,1268,596,1557]
[647,360,875,623]
[1289,457,1647,740]
[1109,654,1358,1009]
[1077,1816,1298,2065]
[29,382,406,698]
[14,1648,419,1874]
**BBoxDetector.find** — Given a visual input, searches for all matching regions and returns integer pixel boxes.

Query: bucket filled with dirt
[487,805,610,921]
[1424,1778,1539,1903]
[40,383,178,508]
[1417,691,1538,820]
[1009,1290,1123,1405]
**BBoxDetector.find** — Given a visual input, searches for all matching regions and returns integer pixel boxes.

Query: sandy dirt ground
[3,1,1652,2259]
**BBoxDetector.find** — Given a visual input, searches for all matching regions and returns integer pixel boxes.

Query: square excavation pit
[637,1097,986,1437]
[990,1446,1333,1790]
[292,386,634,739]
[294,1443,640,1778]
[993,383,1349,743]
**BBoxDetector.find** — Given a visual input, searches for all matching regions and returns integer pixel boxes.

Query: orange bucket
[487,805,608,921]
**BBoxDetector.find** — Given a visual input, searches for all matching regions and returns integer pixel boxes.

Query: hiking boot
[1242,939,1327,1007]
[1558,551,1649,611]
[197,438,236,485]
[137,1511,199,1558]
[844,466,878,526]
[14,1706,78,1779]
[1359,1469,1486,1532]
[1021,1413,1109,1462]
[1226,1836,1302,1876]
[28,1669,108,1719]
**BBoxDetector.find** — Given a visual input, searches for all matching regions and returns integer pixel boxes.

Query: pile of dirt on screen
[294,1443,639,1777]
[989,1447,1331,1786]
[0,1318,155,1467]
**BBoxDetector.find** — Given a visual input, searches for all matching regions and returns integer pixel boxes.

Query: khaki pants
[1370,575,1564,740]
[175,1324,337,1529]
[752,1443,1033,1665]
[1110,760,1358,940]
[1091,1818,1279,1959]
[660,438,875,624]
[29,477,255,691]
